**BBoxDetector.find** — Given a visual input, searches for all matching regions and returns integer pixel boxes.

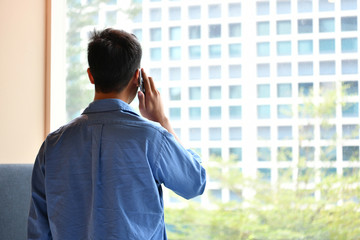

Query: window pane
[277,20,291,34]
[257,84,270,98]
[189,66,201,80]
[299,125,314,140]
[319,18,335,32]
[169,7,181,21]
[229,65,242,78]
[277,147,293,161]
[169,67,181,81]
[298,62,313,76]
[209,127,222,141]
[342,103,359,117]
[229,106,242,119]
[169,46,181,60]
[229,23,241,37]
[298,40,313,55]
[229,148,242,161]
[169,87,181,100]
[321,146,336,161]
[189,46,201,59]
[257,22,270,36]
[277,83,292,97]
[258,127,271,140]
[189,107,201,120]
[341,17,358,31]
[150,28,161,41]
[150,8,161,22]
[342,124,359,139]
[278,126,293,140]
[209,107,221,120]
[169,27,181,40]
[277,0,291,14]
[229,86,242,99]
[319,61,335,75]
[319,39,335,54]
[277,104,292,118]
[150,48,162,61]
[229,44,241,58]
[277,41,291,56]
[209,86,221,99]
[343,146,359,161]
[257,42,270,57]
[257,105,271,119]
[209,4,221,18]
[298,83,313,96]
[341,38,358,53]
[189,128,201,141]
[299,147,315,161]
[342,60,358,74]
[320,125,336,139]
[257,64,270,77]
[298,19,313,33]
[228,3,241,17]
[188,6,201,19]
[298,0,312,13]
[189,87,201,100]
[319,0,334,11]
[258,147,271,161]
[257,1,270,15]
[342,81,359,96]
[277,63,292,77]
[209,66,221,79]
[209,24,221,38]
[341,0,357,10]
[209,45,221,58]
[229,127,242,140]
[169,107,181,120]
[189,26,201,39]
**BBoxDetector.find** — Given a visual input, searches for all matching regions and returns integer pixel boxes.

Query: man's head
[87,28,142,93]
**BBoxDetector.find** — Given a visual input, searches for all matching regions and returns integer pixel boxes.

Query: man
[28,28,206,240]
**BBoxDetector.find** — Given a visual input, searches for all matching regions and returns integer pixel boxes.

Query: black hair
[87,28,142,93]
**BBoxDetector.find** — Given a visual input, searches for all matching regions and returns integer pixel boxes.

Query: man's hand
[138,68,182,144]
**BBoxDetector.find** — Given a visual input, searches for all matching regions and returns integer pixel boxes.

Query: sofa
[0,164,33,240]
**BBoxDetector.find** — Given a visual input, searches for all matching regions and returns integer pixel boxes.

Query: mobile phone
[139,69,145,93]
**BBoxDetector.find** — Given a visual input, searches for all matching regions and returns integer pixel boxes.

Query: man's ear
[131,69,140,86]
[87,68,95,84]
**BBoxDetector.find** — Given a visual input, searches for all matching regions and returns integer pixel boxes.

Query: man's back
[28,99,206,240]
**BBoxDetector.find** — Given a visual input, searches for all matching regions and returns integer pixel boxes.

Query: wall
[0,0,46,163]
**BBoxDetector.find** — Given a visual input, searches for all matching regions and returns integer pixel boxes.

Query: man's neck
[93,91,128,103]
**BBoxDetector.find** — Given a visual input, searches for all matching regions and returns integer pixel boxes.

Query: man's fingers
[148,77,156,92]
[138,91,145,111]
[141,68,151,94]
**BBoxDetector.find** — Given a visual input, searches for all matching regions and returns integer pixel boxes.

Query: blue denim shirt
[28,99,206,240]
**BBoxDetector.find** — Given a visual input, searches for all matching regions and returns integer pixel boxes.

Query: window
[299,125,314,140]
[320,146,336,161]
[189,66,201,80]
[229,86,242,99]
[277,147,292,161]
[229,23,241,37]
[169,87,181,101]
[320,61,335,75]
[277,63,292,76]
[257,22,270,36]
[319,39,335,54]
[277,83,292,97]
[257,84,270,98]
[299,147,315,161]
[342,81,359,96]
[189,26,201,39]
[169,46,181,60]
[258,127,271,140]
[257,64,270,77]
[257,147,271,161]
[229,127,242,140]
[277,0,291,14]
[257,1,270,16]
[150,48,162,61]
[169,27,181,40]
[189,46,201,59]
[228,3,241,17]
[341,17,358,31]
[188,6,201,19]
[209,127,222,141]
[298,62,313,76]
[169,107,181,120]
[341,0,357,10]
[342,60,358,74]
[209,107,221,120]
[189,128,201,141]
[277,20,291,34]
[298,40,313,55]
[298,83,313,96]
[209,45,221,58]
[343,146,359,161]
[342,124,359,139]
[342,103,359,117]
[169,7,181,21]
[319,0,334,11]
[258,168,271,181]
[189,87,201,100]
[229,44,241,58]
[169,67,181,81]
[257,42,270,57]
[277,41,291,56]
[209,4,221,18]
[230,148,242,161]
[277,104,292,118]
[298,19,313,33]
[278,126,293,140]
[320,125,336,140]
[209,66,221,80]
[257,105,271,119]
[150,8,161,22]
[319,18,335,32]
[189,107,201,120]
[229,106,242,119]
[209,24,221,38]
[341,38,358,53]
[209,86,221,100]
[298,0,312,13]
[150,28,162,41]
[229,65,242,78]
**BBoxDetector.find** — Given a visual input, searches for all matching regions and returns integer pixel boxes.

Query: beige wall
[0,0,46,163]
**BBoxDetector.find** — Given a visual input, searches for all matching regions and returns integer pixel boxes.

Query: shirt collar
[82,98,138,116]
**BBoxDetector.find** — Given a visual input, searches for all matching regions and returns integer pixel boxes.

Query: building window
[257,105,271,119]
[229,65,242,78]
[209,106,222,120]
[229,44,242,58]
[342,124,359,139]
[189,26,201,39]
[230,148,242,161]
[229,106,242,119]
[343,146,359,161]
[257,22,270,36]
[188,6,201,19]
[342,60,358,74]
[341,17,358,32]
[277,83,292,98]
[341,38,358,53]
[229,86,242,99]
[257,64,270,78]
[277,63,292,77]
[278,126,293,140]
[298,62,313,76]
[257,84,270,98]
[319,39,335,54]
[229,127,242,140]
[320,125,336,140]
[277,104,292,118]
[169,107,181,120]
[319,61,335,75]
[229,23,242,37]
[320,146,336,161]
[209,66,221,80]
[189,87,201,100]
[277,0,291,14]
[150,28,162,41]
[169,46,181,60]
[209,4,221,18]
[299,147,315,161]
[228,3,241,17]
[169,87,181,101]
[299,125,314,140]
[150,8,162,22]
[189,128,201,141]
[169,7,181,21]
[277,147,293,161]
[257,126,271,140]
[342,81,359,96]
[342,103,359,117]
[341,0,358,10]
[319,18,335,32]
[189,107,201,120]
[209,44,221,58]
[209,127,222,141]
[258,168,271,181]
[298,19,313,33]
[150,48,162,61]
[298,0,313,13]
[277,20,291,34]
[169,67,181,81]
[149,68,161,81]
[298,40,313,55]
[169,27,181,40]
[189,66,201,80]
[257,42,270,57]
[189,46,201,59]
[257,1,270,16]
[298,83,313,96]
[257,147,271,161]
[209,24,221,38]
[319,0,335,11]
[209,86,222,100]
[277,41,292,56]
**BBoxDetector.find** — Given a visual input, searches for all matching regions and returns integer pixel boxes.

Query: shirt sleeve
[154,132,206,200]
[28,142,52,240]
